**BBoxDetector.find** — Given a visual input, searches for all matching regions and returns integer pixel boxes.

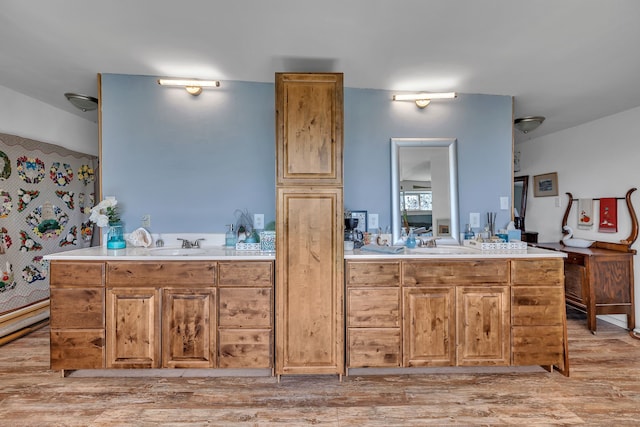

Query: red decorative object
[599,197,618,233]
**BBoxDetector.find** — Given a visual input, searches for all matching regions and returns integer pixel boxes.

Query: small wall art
[533,172,558,197]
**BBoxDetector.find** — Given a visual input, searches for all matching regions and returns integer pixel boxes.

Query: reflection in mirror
[391,138,459,245]
[513,175,528,231]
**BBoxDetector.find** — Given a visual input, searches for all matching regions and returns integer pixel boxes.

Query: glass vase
[106,222,126,249]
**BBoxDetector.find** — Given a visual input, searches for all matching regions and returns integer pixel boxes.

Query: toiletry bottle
[464,224,475,240]
[406,228,416,248]
[225,224,236,247]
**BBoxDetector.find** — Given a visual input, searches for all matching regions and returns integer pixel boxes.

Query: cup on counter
[344,240,354,251]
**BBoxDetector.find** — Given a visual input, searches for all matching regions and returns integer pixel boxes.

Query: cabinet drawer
[565,253,586,266]
[347,288,399,327]
[348,328,401,368]
[50,330,105,369]
[50,288,104,329]
[346,262,401,287]
[106,262,216,286]
[218,261,273,287]
[50,261,104,287]
[511,259,564,286]
[512,326,564,366]
[512,287,564,326]
[219,288,272,328]
[404,260,509,285]
[218,329,272,368]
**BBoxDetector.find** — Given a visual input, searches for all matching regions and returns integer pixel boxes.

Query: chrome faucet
[178,238,205,249]
[417,237,437,248]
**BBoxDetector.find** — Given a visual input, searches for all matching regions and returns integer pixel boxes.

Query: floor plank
[1,308,640,426]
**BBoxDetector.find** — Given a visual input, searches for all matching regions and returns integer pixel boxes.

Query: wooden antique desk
[536,188,638,334]
[535,242,635,333]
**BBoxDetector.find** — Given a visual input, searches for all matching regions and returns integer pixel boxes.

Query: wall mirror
[391,138,459,245]
[513,175,528,230]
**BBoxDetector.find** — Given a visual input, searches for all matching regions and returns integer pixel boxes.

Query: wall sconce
[514,116,545,133]
[157,79,221,96]
[393,92,457,108]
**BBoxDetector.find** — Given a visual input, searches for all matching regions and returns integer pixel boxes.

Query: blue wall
[101,74,512,235]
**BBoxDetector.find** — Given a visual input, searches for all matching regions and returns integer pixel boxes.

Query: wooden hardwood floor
[2,307,640,426]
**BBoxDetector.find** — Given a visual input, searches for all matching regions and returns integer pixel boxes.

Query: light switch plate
[470,212,480,228]
[254,214,264,230]
[369,213,379,230]
[500,196,510,210]
[141,214,151,228]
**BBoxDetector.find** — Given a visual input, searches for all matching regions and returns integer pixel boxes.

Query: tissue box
[508,229,522,242]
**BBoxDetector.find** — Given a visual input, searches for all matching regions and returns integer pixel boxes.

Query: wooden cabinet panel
[50,288,104,329]
[218,329,272,368]
[511,259,564,285]
[276,187,343,375]
[348,328,401,368]
[456,286,510,366]
[219,288,272,328]
[511,287,564,326]
[276,73,343,185]
[403,260,509,286]
[346,261,401,287]
[50,261,104,287]
[106,287,160,368]
[50,330,104,370]
[512,326,564,366]
[162,288,216,368]
[107,262,216,286]
[403,287,455,367]
[347,288,399,328]
[218,261,273,287]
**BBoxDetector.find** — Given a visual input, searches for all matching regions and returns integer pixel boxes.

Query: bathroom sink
[147,248,207,256]
[405,246,479,255]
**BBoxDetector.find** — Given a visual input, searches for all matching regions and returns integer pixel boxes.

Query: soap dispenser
[225,224,236,247]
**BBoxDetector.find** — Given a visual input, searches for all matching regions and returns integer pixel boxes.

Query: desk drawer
[565,253,586,266]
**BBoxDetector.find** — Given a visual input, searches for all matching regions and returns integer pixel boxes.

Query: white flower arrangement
[89,198,120,228]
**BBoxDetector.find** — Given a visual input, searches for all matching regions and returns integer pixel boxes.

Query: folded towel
[361,244,405,254]
[578,198,594,229]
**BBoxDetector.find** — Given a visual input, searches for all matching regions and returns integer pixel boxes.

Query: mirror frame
[391,137,459,245]
[514,175,529,219]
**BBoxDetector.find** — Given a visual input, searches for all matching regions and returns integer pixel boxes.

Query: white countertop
[45,244,563,261]
[345,245,566,259]
[44,245,276,261]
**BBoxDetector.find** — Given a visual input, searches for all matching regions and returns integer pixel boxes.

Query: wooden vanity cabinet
[218,261,274,369]
[50,262,105,370]
[346,261,401,368]
[511,258,567,372]
[345,258,568,374]
[106,262,217,369]
[403,260,511,367]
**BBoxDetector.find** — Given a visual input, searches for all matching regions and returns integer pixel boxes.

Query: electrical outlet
[254,213,264,230]
[500,196,510,210]
[369,213,379,230]
[555,197,561,208]
[141,214,151,228]
[470,212,480,228]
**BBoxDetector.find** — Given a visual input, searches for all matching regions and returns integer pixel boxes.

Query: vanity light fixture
[157,79,221,96]
[514,116,545,133]
[393,92,457,109]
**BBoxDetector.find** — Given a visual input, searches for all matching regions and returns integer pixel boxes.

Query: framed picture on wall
[351,210,367,233]
[436,219,451,237]
[533,172,559,197]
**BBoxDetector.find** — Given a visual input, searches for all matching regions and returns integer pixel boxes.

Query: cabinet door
[275,73,343,185]
[403,287,455,367]
[276,187,343,375]
[106,287,160,368]
[162,288,216,368]
[456,286,510,366]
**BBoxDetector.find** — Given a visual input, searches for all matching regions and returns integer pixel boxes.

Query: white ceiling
[2,0,640,143]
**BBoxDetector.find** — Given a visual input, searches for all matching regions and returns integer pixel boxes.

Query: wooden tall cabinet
[275,72,344,377]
